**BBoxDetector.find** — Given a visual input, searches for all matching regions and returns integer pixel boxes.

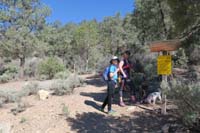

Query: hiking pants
[102,80,116,111]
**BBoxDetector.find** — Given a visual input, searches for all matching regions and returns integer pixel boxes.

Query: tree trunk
[20,57,25,79]
[86,59,89,72]
[157,0,168,38]
[73,63,76,73]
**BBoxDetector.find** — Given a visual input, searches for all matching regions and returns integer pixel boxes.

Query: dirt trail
[0,75,182,133]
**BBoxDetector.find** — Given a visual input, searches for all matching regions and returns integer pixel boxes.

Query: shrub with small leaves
[54,70,71,79]
[20,117,27,123]
[0,64,18,83]
[169,81,200,129]
[37,57,65,79]
[37,75,49,81]
[11,102,27,115]
[24,57,41,77]
[173,48,188,69]
[0,89,21,105]
[21,82,40,96]
[51,74,83,96]
[0,74,11,83]
[51,80,71,96]
[62,103,70,117]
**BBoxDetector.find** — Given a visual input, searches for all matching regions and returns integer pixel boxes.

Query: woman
[119,51,136,107]
[101,56,119,115]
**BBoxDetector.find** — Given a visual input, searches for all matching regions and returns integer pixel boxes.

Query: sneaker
[119,101,126,107]
[108,110,116,115]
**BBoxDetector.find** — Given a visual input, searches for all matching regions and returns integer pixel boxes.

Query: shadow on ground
[67,110,179,133]
[80,92,106,103]
[85,78,106,87]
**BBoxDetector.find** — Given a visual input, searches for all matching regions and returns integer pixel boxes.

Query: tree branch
[179,22,200,42]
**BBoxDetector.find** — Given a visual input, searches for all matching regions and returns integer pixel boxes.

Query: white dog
[146,92,162,104]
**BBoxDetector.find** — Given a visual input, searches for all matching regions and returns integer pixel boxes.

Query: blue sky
[42,0,134,24]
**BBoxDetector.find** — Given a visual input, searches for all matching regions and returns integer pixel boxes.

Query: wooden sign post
[150,40,181,115]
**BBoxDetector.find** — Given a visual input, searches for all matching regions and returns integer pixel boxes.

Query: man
[101,56,120,115]
[119,51,136,106]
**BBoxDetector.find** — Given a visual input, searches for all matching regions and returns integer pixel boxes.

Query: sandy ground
[0,75,186,133]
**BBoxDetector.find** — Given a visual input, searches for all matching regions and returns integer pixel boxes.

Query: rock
[0,123,11,133]
[162,124,170,133]
[37,90,50,100]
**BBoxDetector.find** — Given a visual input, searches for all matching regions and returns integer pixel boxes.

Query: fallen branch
[136,104,154,111]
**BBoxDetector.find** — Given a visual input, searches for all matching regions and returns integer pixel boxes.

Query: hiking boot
[119,101,126,107]
[108,109,116,115]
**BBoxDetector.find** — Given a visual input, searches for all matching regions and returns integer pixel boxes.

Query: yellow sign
[157,55,172,75]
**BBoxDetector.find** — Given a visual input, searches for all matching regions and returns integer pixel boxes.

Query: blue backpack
[102,66,110,81]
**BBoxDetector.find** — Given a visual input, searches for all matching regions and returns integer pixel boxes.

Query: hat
[110,56,119,63]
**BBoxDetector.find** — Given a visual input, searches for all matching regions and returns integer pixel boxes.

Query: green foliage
[11,103,27,116]
[37,57,65,79]
[169,80,200,129]
[173,48,188,69]
[0,64,19,83]
[20,117,27,124]
[0,82,40,107]
[4,65,18,75]
[131,73,145,87]
[51,74,83,96]
[0,0,51,78]
[0,74,11,83]
[21,82,40,96]
[0,89,21,105]
[62,103,70,117]
[24,57,41,78]
[167,0,200,34]
[54,70,71,79]
[51,80,71,96]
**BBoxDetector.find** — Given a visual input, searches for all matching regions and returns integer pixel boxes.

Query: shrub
[0,89,21,105]
[173,48,188,69]
[0,65,19,83]
[0,82,40,107]
[51,74,84,96]
[20,117,27,123]
[4,65,18,74]
[188,45,200,65]
[37,57,65,79]
[51,80,71,96]
[37,75,48,81]
[11,102,27,115]
[169,81,200,130]
[62,103,70,117]
[24,57,41,78]
[67,74,84,88]
[20,82,40,96]
[0,74,11,83]
[54,70,71,79]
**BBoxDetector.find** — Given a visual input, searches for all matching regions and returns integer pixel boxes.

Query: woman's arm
[119,60,127,78]
[109,68,119,78]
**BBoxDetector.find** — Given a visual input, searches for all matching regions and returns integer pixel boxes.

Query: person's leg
[119,79,126,106]
[108,81,115,111]
[102,82,109,110]
[102,95,108,110]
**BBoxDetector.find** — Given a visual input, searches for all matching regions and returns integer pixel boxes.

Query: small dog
[146,92,162,105]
